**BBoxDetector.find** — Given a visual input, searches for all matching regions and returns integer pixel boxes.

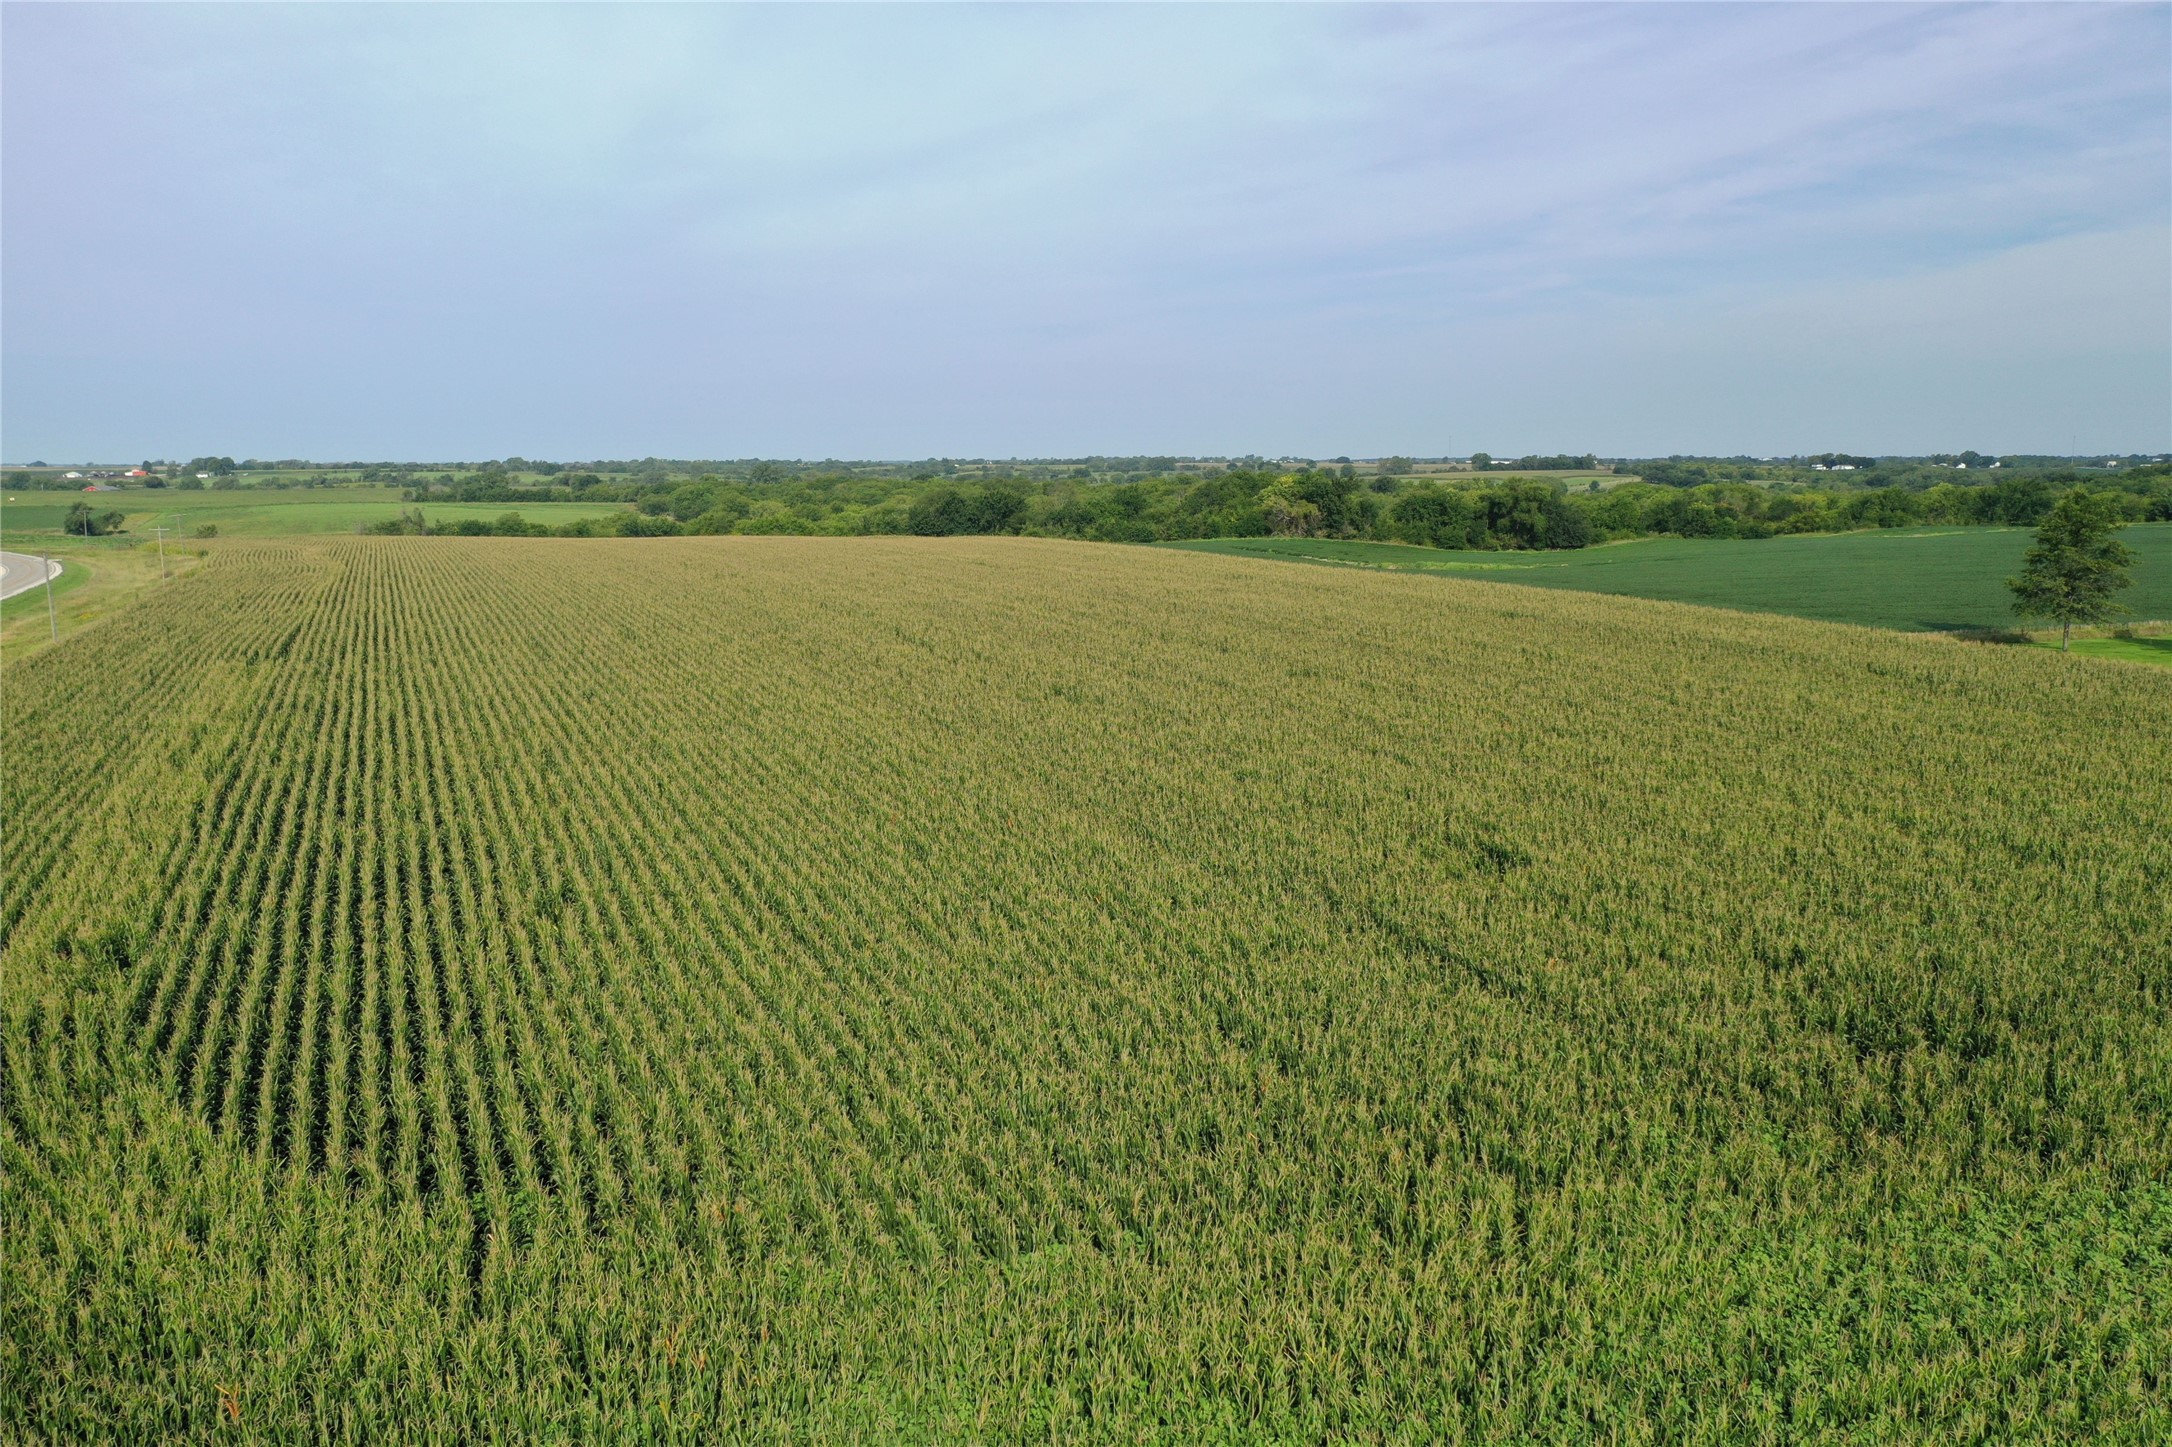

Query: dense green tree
[1970,475,2058,525]
[1842,487,1921,530]
[1293,470,1364,534]
[906,484,1026,536]
[1258,480,1323,537]
[2007,488,2136,650]
[1480,483,1593,549]
[654,480,721,522]
[1388,487,1478,549]
[908,488,973,535]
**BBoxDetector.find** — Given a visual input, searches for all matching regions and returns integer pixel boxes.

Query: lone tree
[2007,486,2135,650]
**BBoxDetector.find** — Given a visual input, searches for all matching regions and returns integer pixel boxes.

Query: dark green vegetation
[2009,489,2141,649]
[12,456,2166,553]
[61,500,128,537]
[6,538,2170,1441]
[1164,524,2172,634]
[405,462,2171,549]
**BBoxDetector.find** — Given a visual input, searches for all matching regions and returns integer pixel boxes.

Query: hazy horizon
[9,449,2170,471]
[6,2,2168,461]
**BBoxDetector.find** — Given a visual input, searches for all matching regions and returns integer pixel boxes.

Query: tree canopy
[2007,487,2137,649]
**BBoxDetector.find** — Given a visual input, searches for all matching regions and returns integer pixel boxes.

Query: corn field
[4,537,2168,1442]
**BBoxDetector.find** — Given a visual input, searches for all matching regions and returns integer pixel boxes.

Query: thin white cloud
[3,2,2165,457]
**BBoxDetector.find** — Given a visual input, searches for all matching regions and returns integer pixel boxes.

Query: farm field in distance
[0,485,632,540]
[5,536,2168,1441]
[1163,524,2172,636]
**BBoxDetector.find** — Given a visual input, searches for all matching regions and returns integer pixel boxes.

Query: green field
[1162,524,2172,633]
[2044,634,2172,665]
[2,486,630,540]
[6,538,2169,1441]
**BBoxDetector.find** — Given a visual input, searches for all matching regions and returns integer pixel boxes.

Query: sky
[3,2,2167,462]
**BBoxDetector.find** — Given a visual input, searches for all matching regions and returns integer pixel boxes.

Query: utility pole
[41,554,57,642]
[155,524,169,578]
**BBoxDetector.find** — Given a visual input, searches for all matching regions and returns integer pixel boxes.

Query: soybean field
[1163,523,2172,634]
[4,537,2169,1442]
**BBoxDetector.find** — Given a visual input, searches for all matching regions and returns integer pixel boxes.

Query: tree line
[383,464,2172,551]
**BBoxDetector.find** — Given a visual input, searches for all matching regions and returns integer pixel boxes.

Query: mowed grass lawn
[2037,634,2172,665]
[1163,523,2172,634]
[2,486,631,539]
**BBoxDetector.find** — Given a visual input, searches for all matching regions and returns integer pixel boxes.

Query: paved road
[0,550,63,602]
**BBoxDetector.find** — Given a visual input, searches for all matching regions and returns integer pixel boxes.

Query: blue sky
[4,3,2167,461]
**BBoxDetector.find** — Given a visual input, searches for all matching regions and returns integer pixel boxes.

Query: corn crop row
[4,536,2168,1442]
